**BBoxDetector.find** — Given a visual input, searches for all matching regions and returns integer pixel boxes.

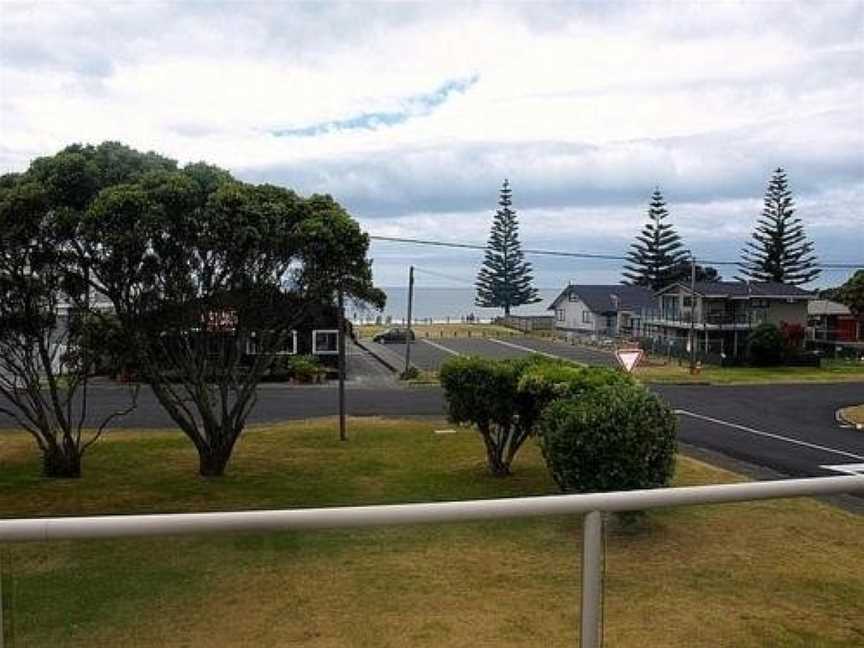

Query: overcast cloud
[1,1,862,287]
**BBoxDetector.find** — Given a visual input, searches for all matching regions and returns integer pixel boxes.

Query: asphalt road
[654,382,864,479]
[374,335,617,370]
[3,340,863,484]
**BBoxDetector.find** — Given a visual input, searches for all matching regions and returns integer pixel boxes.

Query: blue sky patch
[272,74,479,137]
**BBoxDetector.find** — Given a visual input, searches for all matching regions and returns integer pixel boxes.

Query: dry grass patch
[840,404,864,426]
[358,323,518,339]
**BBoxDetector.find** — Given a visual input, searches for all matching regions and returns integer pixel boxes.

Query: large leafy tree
[667,260,721,284]
[739,168,820,285]
[833,269,864,316]
[79,159,384,477]
[475,179,540,316]
[0,143,158,477]
[622,188,688,290]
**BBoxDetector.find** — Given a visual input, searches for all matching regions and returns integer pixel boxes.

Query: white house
[547,285,656,339]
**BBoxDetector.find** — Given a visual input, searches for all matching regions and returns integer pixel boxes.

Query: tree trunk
[197,446,232,477]
[42,446,82,478]
[481,429,512,477]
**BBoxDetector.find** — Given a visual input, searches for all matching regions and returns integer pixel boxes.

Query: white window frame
[245,330,298,356]
[312,329,339,355]
[582,311,592,324]
[275,330,299,356]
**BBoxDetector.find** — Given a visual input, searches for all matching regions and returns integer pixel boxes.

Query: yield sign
[615,348,644,373]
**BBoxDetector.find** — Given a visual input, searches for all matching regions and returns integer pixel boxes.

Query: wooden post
[337,288,346,441]
[404,266,414,377]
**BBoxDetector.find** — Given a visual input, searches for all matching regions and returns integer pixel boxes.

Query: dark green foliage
[78,153,382,476]
[475,179,540,316]
[739,168,820,285]
[2,141,383,478]
[0,159,139,477]
[439,355,550,476]
[537,385,677,494]
[833,269,864,316]
[622,188,688,290]
[400,365,420,380]
[439,356,524,476]
[747,323,785,366]
[439,355,632,477]
[266,355,323,383]
[667,260,721,284]
[517,362,636,430]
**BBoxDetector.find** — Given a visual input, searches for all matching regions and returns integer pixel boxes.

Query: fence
[2,475,862,647]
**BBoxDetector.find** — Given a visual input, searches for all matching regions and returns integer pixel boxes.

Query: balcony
[642,309,766,329]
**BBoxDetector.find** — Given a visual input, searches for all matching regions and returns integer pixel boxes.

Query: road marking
[820,463,864,475]
[488,337,585,364]
[421,339,462,356]
[675,410,864,461]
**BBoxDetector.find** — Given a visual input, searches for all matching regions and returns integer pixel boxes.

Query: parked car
[373,327,416,344]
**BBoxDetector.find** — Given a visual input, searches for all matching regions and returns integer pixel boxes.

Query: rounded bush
[748,323,784,366]
[538,384,677,493]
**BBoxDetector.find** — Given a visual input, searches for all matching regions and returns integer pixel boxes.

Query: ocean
[348,287,561,324]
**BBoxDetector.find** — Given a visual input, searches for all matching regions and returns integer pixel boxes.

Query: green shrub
[438,355,631,476]
[439,354,555,476]
[748,323,784,366]
[537,384,677,494]
[400,365,420,380]
[267,354,322,383]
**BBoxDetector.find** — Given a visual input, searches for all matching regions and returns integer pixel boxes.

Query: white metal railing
[1,475,863,647]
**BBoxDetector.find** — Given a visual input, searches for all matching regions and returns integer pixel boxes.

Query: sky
[1,1,862,289]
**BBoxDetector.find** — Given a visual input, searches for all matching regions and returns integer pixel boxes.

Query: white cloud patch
[1,0,862,287]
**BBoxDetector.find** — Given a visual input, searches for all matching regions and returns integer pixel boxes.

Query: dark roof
[656,281,816,299]
[548,285,656,313]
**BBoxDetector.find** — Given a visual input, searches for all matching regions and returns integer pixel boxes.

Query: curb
[355,338,402,374]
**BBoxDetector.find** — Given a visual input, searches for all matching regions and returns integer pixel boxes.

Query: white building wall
[554,296,599,334]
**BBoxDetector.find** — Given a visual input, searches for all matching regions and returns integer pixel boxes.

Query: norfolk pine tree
[739,168,820,285]
[475,179,540,316]
[622,188,688,290]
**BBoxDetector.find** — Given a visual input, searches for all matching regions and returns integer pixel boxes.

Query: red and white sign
[615,348,644,373]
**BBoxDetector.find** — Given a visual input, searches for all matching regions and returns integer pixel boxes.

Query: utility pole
[337,286,346,441]
[689,255,697,374]
[404,265,414,377]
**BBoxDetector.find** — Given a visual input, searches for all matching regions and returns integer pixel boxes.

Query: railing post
[580,511,604,648]
[0,549,5,648]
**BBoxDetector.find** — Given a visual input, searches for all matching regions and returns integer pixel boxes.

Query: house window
[682,296,693,308]
[556,308,565,322]
[245,330,298,356]
[751,298,769,308]
[582,311,592,324]
[569,292,578,302]
[312,330,339,355]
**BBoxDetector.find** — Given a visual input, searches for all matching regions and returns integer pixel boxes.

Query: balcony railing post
[0,549,5,648]
[580,510,604,648]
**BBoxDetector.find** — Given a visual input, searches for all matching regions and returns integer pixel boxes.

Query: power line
[413,266,475,286]
[369,235,863,270]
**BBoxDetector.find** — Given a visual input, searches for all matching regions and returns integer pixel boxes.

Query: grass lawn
[1,418,863,647]
[358,323,519,339]
[634,358,864,385]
